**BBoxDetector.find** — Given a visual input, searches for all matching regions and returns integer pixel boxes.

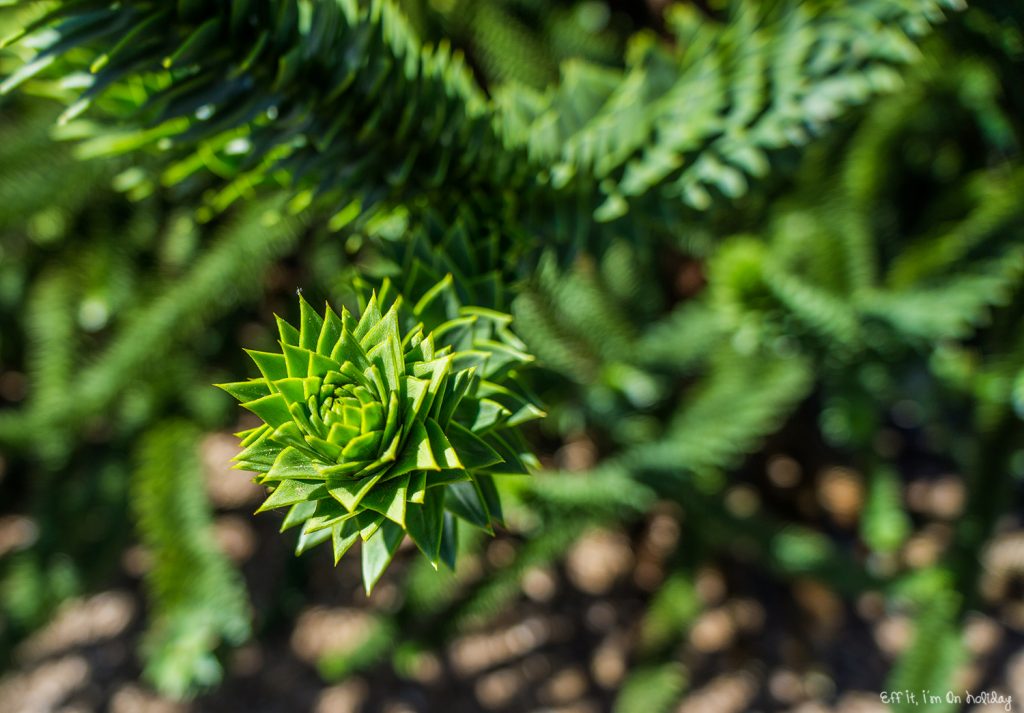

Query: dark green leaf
[439,512,458,571]
[406,487,444,565]
[332,519,360,564]
[447,422,502,470]
[445,480,492,532]
[361,519,404,593]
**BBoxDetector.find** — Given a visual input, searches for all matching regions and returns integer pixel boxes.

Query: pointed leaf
[246,350,288,381]
[426,469,472,488]
[367,334,404,394]
[406,487,444,565]
[304,434,343,462]
[328,473,382,512]
[316,459,370,477]
[475,474,503,525]
[257,479,327,512]
[445,480,492,532]
[477,339,533,379]
[244,392,292,428]
[439,512,458,571]
[381,391,401,447]
[483,432,531,475]
[318,303,344,355]
[403,377,431,428]
[295,525,332,555]
[275,377,309,406]
[342,430,381,461]
[216,379,271,403]
[424,419,463,469]
[412,273,454,318]
[354,292,381,341]
[235,435,278,472]
[330,328,370,370]
[447,422,502,470]
[270,420,309,450]
[302,499,354,533]
[362,519,404,593]
[309,351,341,378]
[361,474,409,526]
[298,294,324,350]
[357,510,384,541]
[408,470,427,504]
[283,343,312,378]
[332,519,360,564]
[436,369,475,428]
[276,315,300,347]
[281,500,317,531]
[266,446,318,481]
[237,424,270,448]
[390,420,440,477]
[327,422,360,446]
[360,300,401,349]
[465,398,511,432]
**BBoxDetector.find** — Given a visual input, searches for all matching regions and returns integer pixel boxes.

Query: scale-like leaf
[362,519,404,593]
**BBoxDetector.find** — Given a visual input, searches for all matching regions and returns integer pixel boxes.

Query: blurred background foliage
[0,1,1023,712]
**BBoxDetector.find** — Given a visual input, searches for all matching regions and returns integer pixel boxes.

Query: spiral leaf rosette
[218,278,542,592]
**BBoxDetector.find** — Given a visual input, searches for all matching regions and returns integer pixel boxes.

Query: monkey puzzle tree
[4,1,1023,708]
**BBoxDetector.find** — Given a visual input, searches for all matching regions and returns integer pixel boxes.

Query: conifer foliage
[218,282,539,588]
[2,0,1023,707]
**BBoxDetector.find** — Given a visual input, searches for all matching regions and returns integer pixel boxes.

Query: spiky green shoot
[218,279,541,592]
